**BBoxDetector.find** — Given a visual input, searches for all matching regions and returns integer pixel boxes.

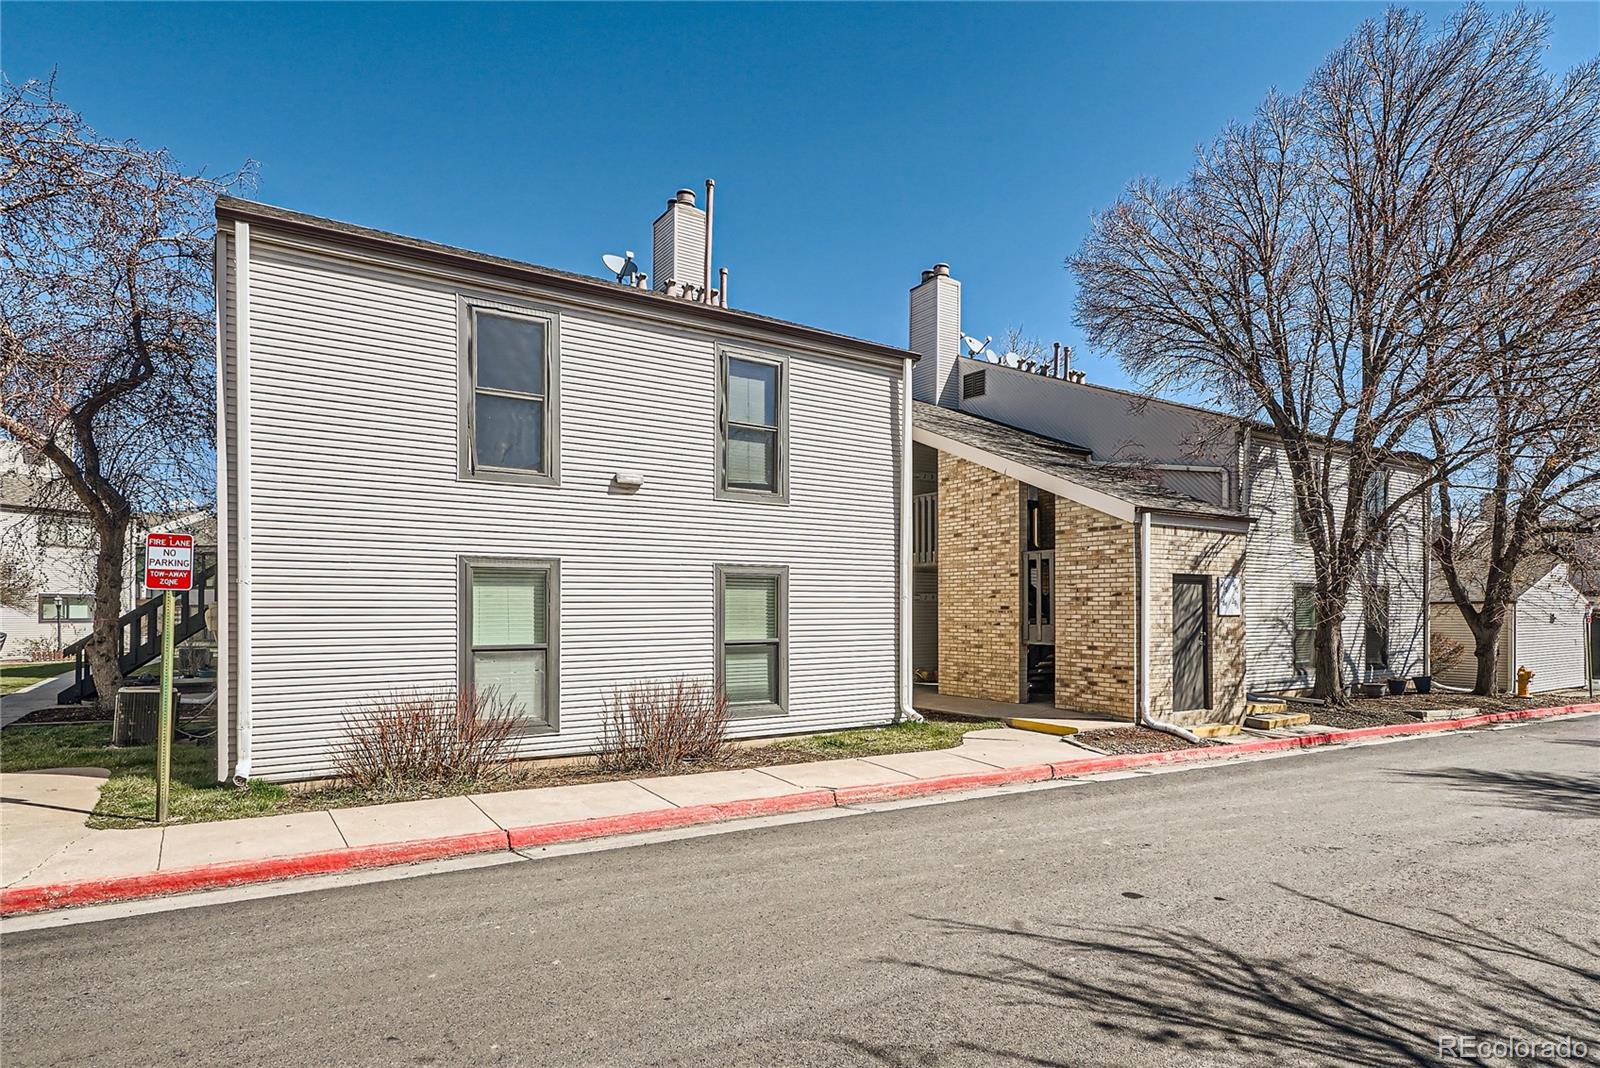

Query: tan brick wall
[1054,499,1137,718]
[936,454,1023,702]
[1148,525,1248,725]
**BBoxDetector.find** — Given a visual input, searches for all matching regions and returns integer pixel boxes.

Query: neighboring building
[908,264,1432,723]
[0,444,217,659]
[213,193,918,782]
[1430,558,1590,693]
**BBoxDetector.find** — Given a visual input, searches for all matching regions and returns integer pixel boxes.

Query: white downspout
[213,230,231,783]
[897,356,921,723]
[1137,510,1203,744]
[233,220,253,782]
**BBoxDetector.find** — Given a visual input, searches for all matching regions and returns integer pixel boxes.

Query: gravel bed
[1069,726,1217,755]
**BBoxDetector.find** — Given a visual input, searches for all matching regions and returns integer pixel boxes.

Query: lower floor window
[1292,585,1316,669]
[717,566,787,712]
[463,559,556,727]
[1364,585,1390,669]
[38,595,93,623]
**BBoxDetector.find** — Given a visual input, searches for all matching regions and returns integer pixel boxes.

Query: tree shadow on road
[849,887,1597,1067]
[1392,766,1600,818]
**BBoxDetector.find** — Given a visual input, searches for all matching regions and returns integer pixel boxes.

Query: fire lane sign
[145,532,194,591]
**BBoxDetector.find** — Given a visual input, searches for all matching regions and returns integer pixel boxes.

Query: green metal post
[156,590,175,823]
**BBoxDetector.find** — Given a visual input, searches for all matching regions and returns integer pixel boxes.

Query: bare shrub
[596,679,731,774]
[18,637,60,662]
[1429,634,1467,677]
[333,686,521,794]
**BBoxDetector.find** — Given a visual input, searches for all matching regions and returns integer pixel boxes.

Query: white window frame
[38,594,93,623]
[458,297,560,486]
[459,556,560,733]
[714,564,789,718]
[715,345,789,504]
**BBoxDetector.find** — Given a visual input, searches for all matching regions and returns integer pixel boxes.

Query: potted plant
[1386,676,1407,695]
[1412,675,1433,694]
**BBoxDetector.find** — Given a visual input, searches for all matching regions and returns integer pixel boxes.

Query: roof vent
[962,369,987,399]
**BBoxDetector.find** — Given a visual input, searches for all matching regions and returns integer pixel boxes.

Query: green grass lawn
[0,660,72,696]
[0,715,999,830]
[0,722,288,829]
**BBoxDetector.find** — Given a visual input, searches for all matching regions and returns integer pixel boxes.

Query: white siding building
[1430,559,1590,693]
[215,197,917,783]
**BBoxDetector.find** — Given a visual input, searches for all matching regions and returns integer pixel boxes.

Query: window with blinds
[466,305,556,481]
[720,352,784,498]
[464,561,554,727]
[717,567,786,712]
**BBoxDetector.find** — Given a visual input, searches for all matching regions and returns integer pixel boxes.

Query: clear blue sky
[6,2,1596,392]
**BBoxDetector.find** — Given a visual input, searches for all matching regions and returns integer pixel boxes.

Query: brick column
[936,454,1023,702]
[1054,499,1137,718]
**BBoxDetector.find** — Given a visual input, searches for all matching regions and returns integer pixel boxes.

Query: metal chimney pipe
[719,266,729,308]
[703,178,715,304]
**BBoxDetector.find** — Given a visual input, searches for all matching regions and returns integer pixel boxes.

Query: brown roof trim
[216,197,918,366]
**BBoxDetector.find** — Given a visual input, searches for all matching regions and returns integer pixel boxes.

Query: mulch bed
[1068,726,1217,755]
[1303,687,1594,730]
[10,705,114,726]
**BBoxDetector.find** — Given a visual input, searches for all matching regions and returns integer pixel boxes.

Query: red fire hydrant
[1516,665,1534,697]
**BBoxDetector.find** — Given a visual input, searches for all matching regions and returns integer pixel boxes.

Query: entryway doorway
[1172,575,1211,711]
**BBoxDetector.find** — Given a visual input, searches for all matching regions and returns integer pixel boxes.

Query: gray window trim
[459,555,560,735]
[458,295,561,487]
[713,563,789,719]
[37,594,94,623]
[714,344,789,505]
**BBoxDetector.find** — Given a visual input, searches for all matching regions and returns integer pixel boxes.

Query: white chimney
[909,263,961,407]
[652,189,707,299]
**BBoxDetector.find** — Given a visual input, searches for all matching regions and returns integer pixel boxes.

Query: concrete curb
[4,700,1595,916]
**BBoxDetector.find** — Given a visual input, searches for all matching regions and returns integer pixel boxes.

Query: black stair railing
[56,564,219,705]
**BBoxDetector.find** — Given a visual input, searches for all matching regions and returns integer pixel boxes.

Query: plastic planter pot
[1386,677,1408,695]
[1412,675,1433,695]
[1358,682,1386,697]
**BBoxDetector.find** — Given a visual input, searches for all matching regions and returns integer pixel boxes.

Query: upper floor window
[718,350,787,502]
[37,514,94,549]
[1364,585,1390,669]
[462,303,558,484]
[1362,469,1389,543]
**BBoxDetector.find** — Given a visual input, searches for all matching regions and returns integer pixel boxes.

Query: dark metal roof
[913,402,1247,520]
[214,197,919,367]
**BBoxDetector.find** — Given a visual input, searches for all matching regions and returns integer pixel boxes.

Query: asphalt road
[3,717,1597,1067]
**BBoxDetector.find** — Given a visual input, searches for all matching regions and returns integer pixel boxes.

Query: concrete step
[1187,722,1242,739]
[1003,718,1081,737]
[1246,701,1290,715]
[1244,710,1313,730]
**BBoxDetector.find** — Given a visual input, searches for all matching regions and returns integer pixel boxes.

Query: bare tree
[1431,317,1600,693]
[1071,6,1600,700]
[0,77,249,701]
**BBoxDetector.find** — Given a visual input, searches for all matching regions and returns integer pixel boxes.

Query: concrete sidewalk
[3,704,1596,916]
[0,666,76,729]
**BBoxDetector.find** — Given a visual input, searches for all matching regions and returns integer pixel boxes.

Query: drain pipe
[233,220,254,783]
[1137,510,1203,744]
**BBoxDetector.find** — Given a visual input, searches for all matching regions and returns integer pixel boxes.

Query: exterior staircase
[55,564,218,705]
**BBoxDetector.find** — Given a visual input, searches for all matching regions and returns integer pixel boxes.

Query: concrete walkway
[0,667,76,729]
[0,726,1073,893]
[913,689,1133,734]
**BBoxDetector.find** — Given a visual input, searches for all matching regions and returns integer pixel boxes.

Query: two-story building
[212,194,918,782]
[906,265,1431,726]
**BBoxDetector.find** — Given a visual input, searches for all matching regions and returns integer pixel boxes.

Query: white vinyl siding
[1512,566,1589,692]
[1243,441,1427,692]
[221,228,904,781]
[1429,601,1513,691]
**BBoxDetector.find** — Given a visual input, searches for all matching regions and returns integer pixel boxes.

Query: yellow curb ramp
[1003,718,1081,737]
[1246,701,1290,715]
[1244,710,1313,729]
[1187,722,1242,739]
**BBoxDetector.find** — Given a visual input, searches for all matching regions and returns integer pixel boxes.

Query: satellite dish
[601,250,643,285]
[964,335,993,357]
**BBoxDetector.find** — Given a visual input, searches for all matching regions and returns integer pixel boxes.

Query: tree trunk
[1469,622,1504,696]
[86,519,128,709]
[1311,606,1347,703]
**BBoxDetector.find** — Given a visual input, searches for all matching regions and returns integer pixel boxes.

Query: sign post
[144,533,194,823]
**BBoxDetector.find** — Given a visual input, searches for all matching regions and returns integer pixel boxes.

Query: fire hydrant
[1516,665,1535,697]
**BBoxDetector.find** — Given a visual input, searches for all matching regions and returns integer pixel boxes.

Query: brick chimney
[910,263,961,407]
[652,189,707,298]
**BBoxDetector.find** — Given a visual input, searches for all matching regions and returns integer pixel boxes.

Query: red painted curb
[0,830,509,917]
[832,762,1055,806]
[506,788,838,850]
[1046,700,1600,780]
[4,701,1593,917]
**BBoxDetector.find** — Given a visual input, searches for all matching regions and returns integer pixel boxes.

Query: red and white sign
[145,532,194,591]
